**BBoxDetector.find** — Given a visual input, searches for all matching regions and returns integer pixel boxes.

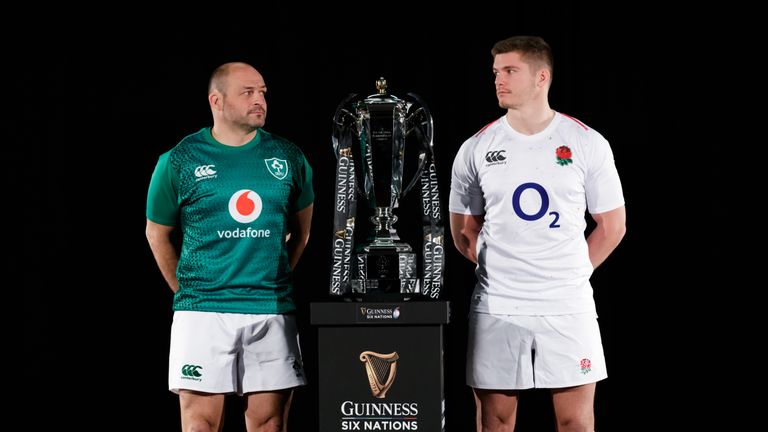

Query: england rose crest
[580,358,591,374]
[555,145,573,166]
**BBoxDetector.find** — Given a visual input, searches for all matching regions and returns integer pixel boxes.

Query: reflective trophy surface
[330,78,444,301]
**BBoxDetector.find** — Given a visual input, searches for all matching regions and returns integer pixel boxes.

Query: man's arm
[450,212,484,264]
[287,204,313,270]
[145,219,179,292]
[587,205,626,269]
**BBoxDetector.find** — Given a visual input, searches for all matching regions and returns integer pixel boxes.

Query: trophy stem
[370,207,397,243]
[365,207,412,252]
[372,206,396,231]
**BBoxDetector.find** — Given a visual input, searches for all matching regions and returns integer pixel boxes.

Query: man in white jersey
[146,62,313,431]
[449,36,626,431]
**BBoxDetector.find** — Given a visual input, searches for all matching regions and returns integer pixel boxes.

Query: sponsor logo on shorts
[181,364,203,381]
[580,358,591,374]
[292,359,304,378]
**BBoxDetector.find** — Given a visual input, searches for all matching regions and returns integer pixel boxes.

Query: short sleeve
[292,154,314,211]
[146,152,179,225]
[449,138,485,215]
[585,134,624,214]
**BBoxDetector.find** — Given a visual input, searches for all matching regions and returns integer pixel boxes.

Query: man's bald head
[208,62,259,95]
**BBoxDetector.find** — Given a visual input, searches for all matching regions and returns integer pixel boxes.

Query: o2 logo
[511,182,560,228]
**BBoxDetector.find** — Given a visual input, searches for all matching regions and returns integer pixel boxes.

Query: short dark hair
[491,36,553,74]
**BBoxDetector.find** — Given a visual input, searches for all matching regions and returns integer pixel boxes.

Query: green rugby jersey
[147,128,313,314]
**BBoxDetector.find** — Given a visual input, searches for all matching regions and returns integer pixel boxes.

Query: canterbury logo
[485,150,507,163]
[360,351,398,398]
[292,359,304,377]
[194,165,217,177]
[181,364,203,377]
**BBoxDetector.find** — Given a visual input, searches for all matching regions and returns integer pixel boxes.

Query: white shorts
[169,311,306,395]
[467,312,607,389]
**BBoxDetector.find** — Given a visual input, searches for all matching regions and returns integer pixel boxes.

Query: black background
[15,8,708,431]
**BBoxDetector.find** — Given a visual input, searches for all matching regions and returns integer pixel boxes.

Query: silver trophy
[330,78,444,300]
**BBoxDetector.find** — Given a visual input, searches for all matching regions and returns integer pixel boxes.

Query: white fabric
[467,312,607,389]
[168,311,306,395]
[449,113,624,315]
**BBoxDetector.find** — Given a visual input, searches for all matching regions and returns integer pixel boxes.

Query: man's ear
[208,91,222,111]
[538,69,551,87]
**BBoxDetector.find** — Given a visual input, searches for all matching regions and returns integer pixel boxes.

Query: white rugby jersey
[449,112,624,315]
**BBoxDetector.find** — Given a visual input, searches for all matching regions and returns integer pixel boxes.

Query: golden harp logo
[359,351,399,398]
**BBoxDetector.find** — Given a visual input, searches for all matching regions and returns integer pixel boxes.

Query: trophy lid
[361,76,404,106]
[376,77,387,94]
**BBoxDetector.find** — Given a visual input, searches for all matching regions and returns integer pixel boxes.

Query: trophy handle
[401,93,434,197]
[332,92,359,155]
[332,93,369,200]
[406,92,435,151]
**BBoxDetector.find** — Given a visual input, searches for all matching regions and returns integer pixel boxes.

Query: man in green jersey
[146,62,313,432]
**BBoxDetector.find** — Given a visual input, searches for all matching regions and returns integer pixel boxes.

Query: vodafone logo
[228,190,263,223]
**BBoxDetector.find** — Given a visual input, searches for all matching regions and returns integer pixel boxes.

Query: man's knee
[556,415,594,432]
[247,414,283,432]
[183,417,220,432]
[480,413,516,432]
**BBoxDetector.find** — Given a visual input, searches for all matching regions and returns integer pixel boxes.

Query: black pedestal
[311,301,450,432]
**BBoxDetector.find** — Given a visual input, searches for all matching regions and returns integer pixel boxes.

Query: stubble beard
[232,119,263,135]
[498,99,517,110]
[235,111,266,132]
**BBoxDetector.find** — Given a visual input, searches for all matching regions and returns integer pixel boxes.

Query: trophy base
[351,248,420,300]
